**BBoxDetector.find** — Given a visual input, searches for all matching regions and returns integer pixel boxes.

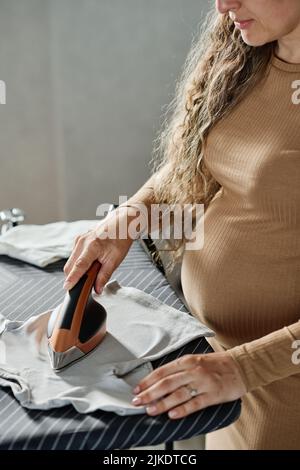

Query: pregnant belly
[181,199,300,348]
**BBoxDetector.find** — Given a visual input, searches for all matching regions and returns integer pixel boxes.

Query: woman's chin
[240,31,272,47]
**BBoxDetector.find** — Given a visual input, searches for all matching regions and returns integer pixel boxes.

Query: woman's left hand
[132,351,246,419]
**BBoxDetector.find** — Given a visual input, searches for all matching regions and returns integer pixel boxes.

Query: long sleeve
[228,320,300,392]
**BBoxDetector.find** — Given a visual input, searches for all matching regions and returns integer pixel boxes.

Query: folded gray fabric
[0,220,99,267]
[0,279,214,415]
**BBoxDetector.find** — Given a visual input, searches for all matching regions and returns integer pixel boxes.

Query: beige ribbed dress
[126,53,300,449]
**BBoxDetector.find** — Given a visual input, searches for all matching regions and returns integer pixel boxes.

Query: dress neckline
[271,52,300,73]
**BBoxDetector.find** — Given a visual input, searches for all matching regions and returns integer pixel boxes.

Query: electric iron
[47,260,107,371]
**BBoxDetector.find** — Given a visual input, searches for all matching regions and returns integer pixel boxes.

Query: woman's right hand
[63,206,141,294]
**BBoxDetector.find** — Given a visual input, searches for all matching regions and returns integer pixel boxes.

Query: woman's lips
[234,19,254,30]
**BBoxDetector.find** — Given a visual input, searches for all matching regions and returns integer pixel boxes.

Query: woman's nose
[216,0,240,14]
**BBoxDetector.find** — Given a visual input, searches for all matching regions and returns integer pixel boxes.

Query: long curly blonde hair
[149,9,275,272]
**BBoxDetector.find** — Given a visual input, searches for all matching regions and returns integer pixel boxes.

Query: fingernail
[168,410,178,418]
[132,397,142,406]
[133,386,140,394]
[146,405,157,415]
[63,281,71,290]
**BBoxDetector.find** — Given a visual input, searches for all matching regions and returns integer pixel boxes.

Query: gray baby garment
[0,279,214,415]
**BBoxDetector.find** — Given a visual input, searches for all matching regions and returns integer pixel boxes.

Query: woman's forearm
[228,320,300,392]
[118,173,158,237]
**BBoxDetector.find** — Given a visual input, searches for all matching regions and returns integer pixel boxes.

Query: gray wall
[0,0,210,223]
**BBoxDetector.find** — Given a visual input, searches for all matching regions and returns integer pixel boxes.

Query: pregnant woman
[63,1,300,450]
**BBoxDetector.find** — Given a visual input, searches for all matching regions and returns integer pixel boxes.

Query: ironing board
[0,240,241,450]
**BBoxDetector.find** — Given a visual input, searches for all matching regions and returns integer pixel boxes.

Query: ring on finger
[185,385,199,399]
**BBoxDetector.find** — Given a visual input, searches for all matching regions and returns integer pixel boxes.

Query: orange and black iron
[47,261,107,371]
